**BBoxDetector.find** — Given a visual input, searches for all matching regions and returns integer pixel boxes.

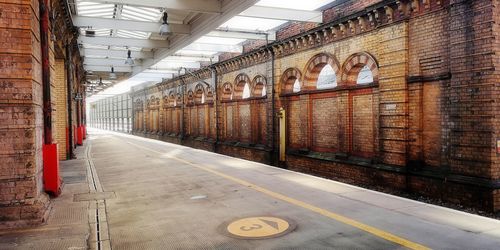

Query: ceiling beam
[239,6,323,22]
[207,29,276,41]
[78,36,169,48]
[85,65,133,73]
[86,0,222,14]
[132,0,258,77]
[80,48,154,59]
[84,58,142,67]
[164,55,216,62]
[182,43,242,53]
[73,16,191,34]
[153,61,201,69]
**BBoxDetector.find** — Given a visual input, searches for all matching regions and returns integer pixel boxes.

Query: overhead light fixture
[109,66,117,80]
[125,50,134,65]
[159,12,171,36]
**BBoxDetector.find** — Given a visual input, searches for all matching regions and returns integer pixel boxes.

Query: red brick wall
[126,0,500,212]
[0,0,50,226]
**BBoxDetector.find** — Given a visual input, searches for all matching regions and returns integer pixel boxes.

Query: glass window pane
[316,65,337,89]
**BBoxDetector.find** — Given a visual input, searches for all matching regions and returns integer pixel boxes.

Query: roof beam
[182,43,242,53]
[85,65,133,73]
[86,0,221,14]
[154,61,201,69]
[84,58,142,67]
[164,55,216,62]
[80,48,154,59]
[73,16,190,34]
[207,29,276,41]
[240,6,323,22]
[78,36,169,48]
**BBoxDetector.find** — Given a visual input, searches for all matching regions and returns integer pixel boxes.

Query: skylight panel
[220,16,286,31]
[76,1,115,18]
[121,5,162,22]
[115,30,151,39]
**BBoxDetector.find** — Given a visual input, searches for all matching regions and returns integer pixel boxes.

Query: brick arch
[168,91,176,107]
[341,52,379,85]
[303,53,340,90]
[233,73,251,99]
[148,96,160,109]
[205,87,214,103]
[162,95,169,108]
[221,82,233,101]
[187,90,194,105]
[194,83,205,104]
[280,67,302,94]
[251,75,267,97]
[134,99,143,110]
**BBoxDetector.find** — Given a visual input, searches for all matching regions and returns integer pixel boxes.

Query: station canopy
[69,0,335,101]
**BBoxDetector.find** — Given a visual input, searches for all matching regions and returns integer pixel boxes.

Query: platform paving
[2,128,500,249]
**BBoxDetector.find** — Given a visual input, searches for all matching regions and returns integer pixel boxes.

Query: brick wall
[119,0,500,212]
[53,59,67,160]
[0,0,50,227]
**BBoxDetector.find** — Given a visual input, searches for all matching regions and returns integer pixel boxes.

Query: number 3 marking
[240,224,263,231]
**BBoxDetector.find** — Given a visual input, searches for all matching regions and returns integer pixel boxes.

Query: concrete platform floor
[2,128,500,249]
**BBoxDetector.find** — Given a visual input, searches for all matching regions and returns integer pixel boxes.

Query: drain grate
[73,192,116,202]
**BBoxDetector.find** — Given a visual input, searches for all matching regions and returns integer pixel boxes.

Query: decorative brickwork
[94,0,500,212]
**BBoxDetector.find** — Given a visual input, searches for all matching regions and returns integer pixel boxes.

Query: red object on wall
[43,143,61,196]
[77,126,83,145]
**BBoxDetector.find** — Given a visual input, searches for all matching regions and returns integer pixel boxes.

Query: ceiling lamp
[109,66,117,80]
[159,12,171,36]
[125,50,134,65]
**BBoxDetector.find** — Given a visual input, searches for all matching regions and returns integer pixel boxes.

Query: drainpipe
[211,66,219,152]
[66,43,75,159]
[270,48,277,166]
[40,0,52,145]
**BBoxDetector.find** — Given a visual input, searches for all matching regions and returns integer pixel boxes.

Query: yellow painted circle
[226,217,291,238]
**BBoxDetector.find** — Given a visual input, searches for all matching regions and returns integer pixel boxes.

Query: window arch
[187,90,194,105]
[341,52,379,85]
[251,75,267,97]
[168,91,176,107]
[205,88,214,103]
[233,73,251,100]
[303,53,340,90]
[280,68,302,94]
[221,82,233,101]
[194,83,205,104]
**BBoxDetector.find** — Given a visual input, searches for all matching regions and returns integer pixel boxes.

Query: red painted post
[40,0,61,196]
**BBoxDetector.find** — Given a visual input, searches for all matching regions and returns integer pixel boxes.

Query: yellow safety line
[126,140,431,250]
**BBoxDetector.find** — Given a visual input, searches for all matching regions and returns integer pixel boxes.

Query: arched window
[316,64,337,89]
[303,53,340,90]
[242,83,250,99]
[356,65,374,84]
[233,74,251,100]
[293,79,301,93]
[201,92,205,104]
[280,68,302,94]
[252,75,267,98]
[341,52,379,85]
[221,82,233,101]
